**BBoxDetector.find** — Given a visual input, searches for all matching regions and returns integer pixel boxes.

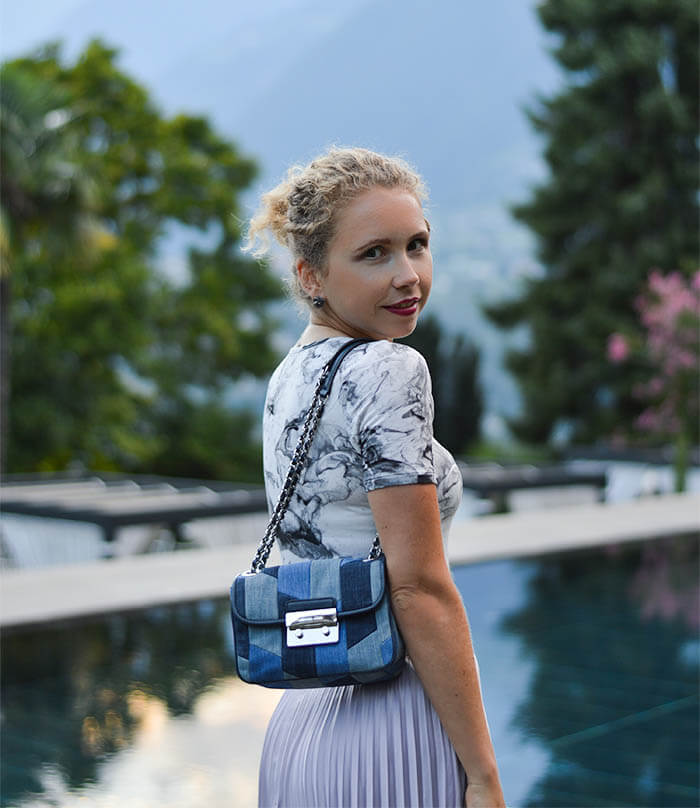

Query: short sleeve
[341,344,436,491]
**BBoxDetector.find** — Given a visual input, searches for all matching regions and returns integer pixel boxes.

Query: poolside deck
[1,492,697,630]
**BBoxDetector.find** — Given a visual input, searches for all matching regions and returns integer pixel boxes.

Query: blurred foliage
[465,439,556,465]
[400,314,483,454]
[1,41,282,481]
[485,0,699,446]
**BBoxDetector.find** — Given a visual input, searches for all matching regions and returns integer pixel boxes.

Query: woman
[246,147,505,808]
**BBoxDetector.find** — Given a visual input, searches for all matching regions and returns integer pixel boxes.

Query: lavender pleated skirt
[258,661,467,808]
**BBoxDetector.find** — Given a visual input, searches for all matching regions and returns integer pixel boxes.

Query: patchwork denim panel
[278,561,311,601]
[345,605,378,650]
[250,620,282,657]
[339,558,372,611]
[249,642,284,682]
[244,570,279,621]
[370,557,384,601]
[310,556,343,602]
[314,617,349,674]
[347,621,384,671]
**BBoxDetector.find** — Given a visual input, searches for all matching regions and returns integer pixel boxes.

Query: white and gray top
[262,337,462,564]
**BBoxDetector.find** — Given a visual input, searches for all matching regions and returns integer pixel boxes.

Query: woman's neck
[296,323,351,346]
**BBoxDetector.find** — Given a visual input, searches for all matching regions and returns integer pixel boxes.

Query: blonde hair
[244,147,428,306]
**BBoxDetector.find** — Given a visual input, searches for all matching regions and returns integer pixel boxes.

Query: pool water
[2,534,698,807]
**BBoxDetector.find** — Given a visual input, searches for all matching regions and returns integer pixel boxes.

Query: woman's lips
[383,298,420,316]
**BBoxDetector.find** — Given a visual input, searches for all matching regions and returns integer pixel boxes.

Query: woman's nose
[392,254,421,287]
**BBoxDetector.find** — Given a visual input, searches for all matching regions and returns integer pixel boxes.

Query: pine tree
[485,0,699,444]
[441,333,482,454]
[401,315,483,454]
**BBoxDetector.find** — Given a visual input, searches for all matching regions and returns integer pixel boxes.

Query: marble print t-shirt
[262,337,462,563]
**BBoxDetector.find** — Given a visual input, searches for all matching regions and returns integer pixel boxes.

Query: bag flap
[231,555,387,626]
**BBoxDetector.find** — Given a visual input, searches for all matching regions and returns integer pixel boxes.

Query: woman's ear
[297,259,323,299]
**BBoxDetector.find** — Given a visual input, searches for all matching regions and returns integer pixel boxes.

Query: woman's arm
[368,483,505,807]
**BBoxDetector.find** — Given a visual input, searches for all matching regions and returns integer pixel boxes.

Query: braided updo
[244,147,427,307]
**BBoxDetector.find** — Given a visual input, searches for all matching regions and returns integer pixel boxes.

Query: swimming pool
[2,534,698,807]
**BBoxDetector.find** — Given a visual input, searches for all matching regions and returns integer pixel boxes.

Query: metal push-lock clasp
[285,607,339,647]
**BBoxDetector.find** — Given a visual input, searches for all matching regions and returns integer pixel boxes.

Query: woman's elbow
[389,575,462,615]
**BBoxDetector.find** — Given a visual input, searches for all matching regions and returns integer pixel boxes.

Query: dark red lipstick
[383,298,420,316]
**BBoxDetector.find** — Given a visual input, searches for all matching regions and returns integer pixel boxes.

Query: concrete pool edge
[1,492,698,630]
[448,491,699,564]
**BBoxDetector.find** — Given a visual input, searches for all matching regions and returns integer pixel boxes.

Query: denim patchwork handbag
[230,339,406,688]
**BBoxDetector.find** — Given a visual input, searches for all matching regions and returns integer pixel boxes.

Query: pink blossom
[610,268,699,442]
[665,347,697,373]
[647,376,665,397]
[636,409,659,431]
[607,333,629,362]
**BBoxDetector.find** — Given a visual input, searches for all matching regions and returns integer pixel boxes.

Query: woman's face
[302,186,432,341]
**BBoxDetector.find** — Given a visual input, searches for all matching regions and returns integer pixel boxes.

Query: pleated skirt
[258,661,467,808]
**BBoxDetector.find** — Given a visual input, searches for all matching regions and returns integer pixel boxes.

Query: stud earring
[312,296,325,308]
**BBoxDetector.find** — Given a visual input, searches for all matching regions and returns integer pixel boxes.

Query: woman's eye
[363,246,383,260]
[408,238,427,252]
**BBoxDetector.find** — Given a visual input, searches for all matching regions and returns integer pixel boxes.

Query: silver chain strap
[249,341,381,573]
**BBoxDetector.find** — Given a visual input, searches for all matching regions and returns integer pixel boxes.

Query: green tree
[3,42,281,480]
[485,0,699,445]
[0,60,98,473]
[401,315,483,454]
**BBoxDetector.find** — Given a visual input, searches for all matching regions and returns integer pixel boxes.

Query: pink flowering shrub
[608,269,700,490]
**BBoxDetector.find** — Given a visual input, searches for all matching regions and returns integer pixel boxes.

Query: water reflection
[1,601,281,807]
[2,536,698,807]
[32,681,278,808]
[499,535,699,807]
